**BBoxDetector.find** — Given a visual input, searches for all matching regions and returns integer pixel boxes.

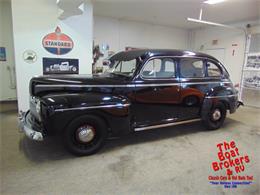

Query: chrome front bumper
[18,111,44,141]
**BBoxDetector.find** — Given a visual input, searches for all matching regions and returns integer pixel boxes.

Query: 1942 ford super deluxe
[19,49,242,155]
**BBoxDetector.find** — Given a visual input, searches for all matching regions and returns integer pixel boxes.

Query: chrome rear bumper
[18,111,44,141]
[237,101,244,108]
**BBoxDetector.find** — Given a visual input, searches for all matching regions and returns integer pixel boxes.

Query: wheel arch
[41,92,132,136]
[200,97,230,119]
[47,108,131,137]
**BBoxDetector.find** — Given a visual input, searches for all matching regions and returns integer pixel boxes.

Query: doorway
[0,0,17,102]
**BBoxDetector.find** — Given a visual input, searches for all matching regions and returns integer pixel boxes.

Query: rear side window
[180,58,205,78]
[142,58,176,79]
[206,61,222,77]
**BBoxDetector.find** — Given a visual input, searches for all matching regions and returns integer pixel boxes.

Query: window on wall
[180,58,205,78]
[206,61,222,77]
[141,58,176,79]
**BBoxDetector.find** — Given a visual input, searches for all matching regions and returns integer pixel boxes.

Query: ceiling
[93,0,260,29]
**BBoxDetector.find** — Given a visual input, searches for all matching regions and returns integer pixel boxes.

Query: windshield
[106,58,138,77]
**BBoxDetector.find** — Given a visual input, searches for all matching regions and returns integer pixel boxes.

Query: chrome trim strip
[134,118,201,131]
[55,103,130,112]
[36,81,232,88]
[179,77,227,80]
[180,78,230,82]
[136,83,179,87]
[205,94,238,99]
[36,84,136,88]
[181,81,231,85]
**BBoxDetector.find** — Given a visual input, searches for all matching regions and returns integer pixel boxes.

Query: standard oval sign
[42,26,73,55]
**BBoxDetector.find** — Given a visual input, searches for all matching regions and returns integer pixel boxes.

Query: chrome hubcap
[212,109,221,121]
[76,125,95,143]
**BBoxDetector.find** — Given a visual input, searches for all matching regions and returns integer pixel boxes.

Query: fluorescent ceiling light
[187,18,237,29]
[203,0,226,4]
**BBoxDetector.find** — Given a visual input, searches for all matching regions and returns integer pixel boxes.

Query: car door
[132,57,181,127]
[178,57,206,120]
[178,57,223,120]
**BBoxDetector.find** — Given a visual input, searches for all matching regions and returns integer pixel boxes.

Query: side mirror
[103,60,111,66]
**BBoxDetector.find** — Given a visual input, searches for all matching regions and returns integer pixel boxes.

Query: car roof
[110,49,220,62]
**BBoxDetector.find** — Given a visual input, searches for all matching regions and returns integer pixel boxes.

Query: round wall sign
[42,26,74,55]
[23,50,37,63]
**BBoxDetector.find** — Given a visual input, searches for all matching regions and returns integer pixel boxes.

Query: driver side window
[114,59,136,73]
[142,58,176,79]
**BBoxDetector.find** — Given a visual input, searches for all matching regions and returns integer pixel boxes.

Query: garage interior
[0,0,260,194]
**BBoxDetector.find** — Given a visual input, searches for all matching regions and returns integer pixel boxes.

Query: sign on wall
[42,26,74,55]
[23,50,37,63]
[242,34,260,91]
[241,34,260,108]
[0,47,6,61]
[245,54,260,70]
[243,52,260,90]
[43,57,79,75]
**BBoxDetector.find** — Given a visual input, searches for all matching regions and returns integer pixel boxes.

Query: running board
[134,118,201,131]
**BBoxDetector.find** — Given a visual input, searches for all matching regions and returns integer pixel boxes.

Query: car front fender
[40,93,131,136]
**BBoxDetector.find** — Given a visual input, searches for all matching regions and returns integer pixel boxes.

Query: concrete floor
[0,103,260,194]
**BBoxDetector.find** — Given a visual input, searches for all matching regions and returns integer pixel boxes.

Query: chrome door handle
[153,87,161,91]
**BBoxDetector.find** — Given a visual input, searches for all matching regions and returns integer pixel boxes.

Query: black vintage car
[19,49,242,155]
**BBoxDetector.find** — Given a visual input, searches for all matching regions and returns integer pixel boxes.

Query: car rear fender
[201,85,238,117]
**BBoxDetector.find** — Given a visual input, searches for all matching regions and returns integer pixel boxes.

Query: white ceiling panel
[93,0,260,29]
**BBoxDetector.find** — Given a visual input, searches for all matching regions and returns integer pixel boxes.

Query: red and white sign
[42,26,74,55]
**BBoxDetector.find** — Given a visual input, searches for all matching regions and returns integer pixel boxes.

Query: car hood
[30,73,131,96]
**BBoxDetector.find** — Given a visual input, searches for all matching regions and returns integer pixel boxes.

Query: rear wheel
[202,102,227,130]
[63,115,107,156]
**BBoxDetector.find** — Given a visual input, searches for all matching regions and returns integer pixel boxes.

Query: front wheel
[202,102,227,130]
[63,115,108,156]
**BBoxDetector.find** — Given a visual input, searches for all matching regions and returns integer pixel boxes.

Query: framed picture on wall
[0,47,6,61]
[245,53,260,70]
[243,71,260,90]
[42,57,79,75]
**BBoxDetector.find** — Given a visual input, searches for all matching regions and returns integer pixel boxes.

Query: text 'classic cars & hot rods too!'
[19,49,243,155]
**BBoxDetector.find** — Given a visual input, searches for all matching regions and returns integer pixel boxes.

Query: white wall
[94,16,260,90]
[191,21,260,86]
[93,15,188,53]
[0,1,17,101]
[94,16,256,87]
[11,0,93,111]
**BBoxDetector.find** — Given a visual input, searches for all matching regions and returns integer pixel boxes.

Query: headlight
[30,96,42,121]
[36,100,41,115]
